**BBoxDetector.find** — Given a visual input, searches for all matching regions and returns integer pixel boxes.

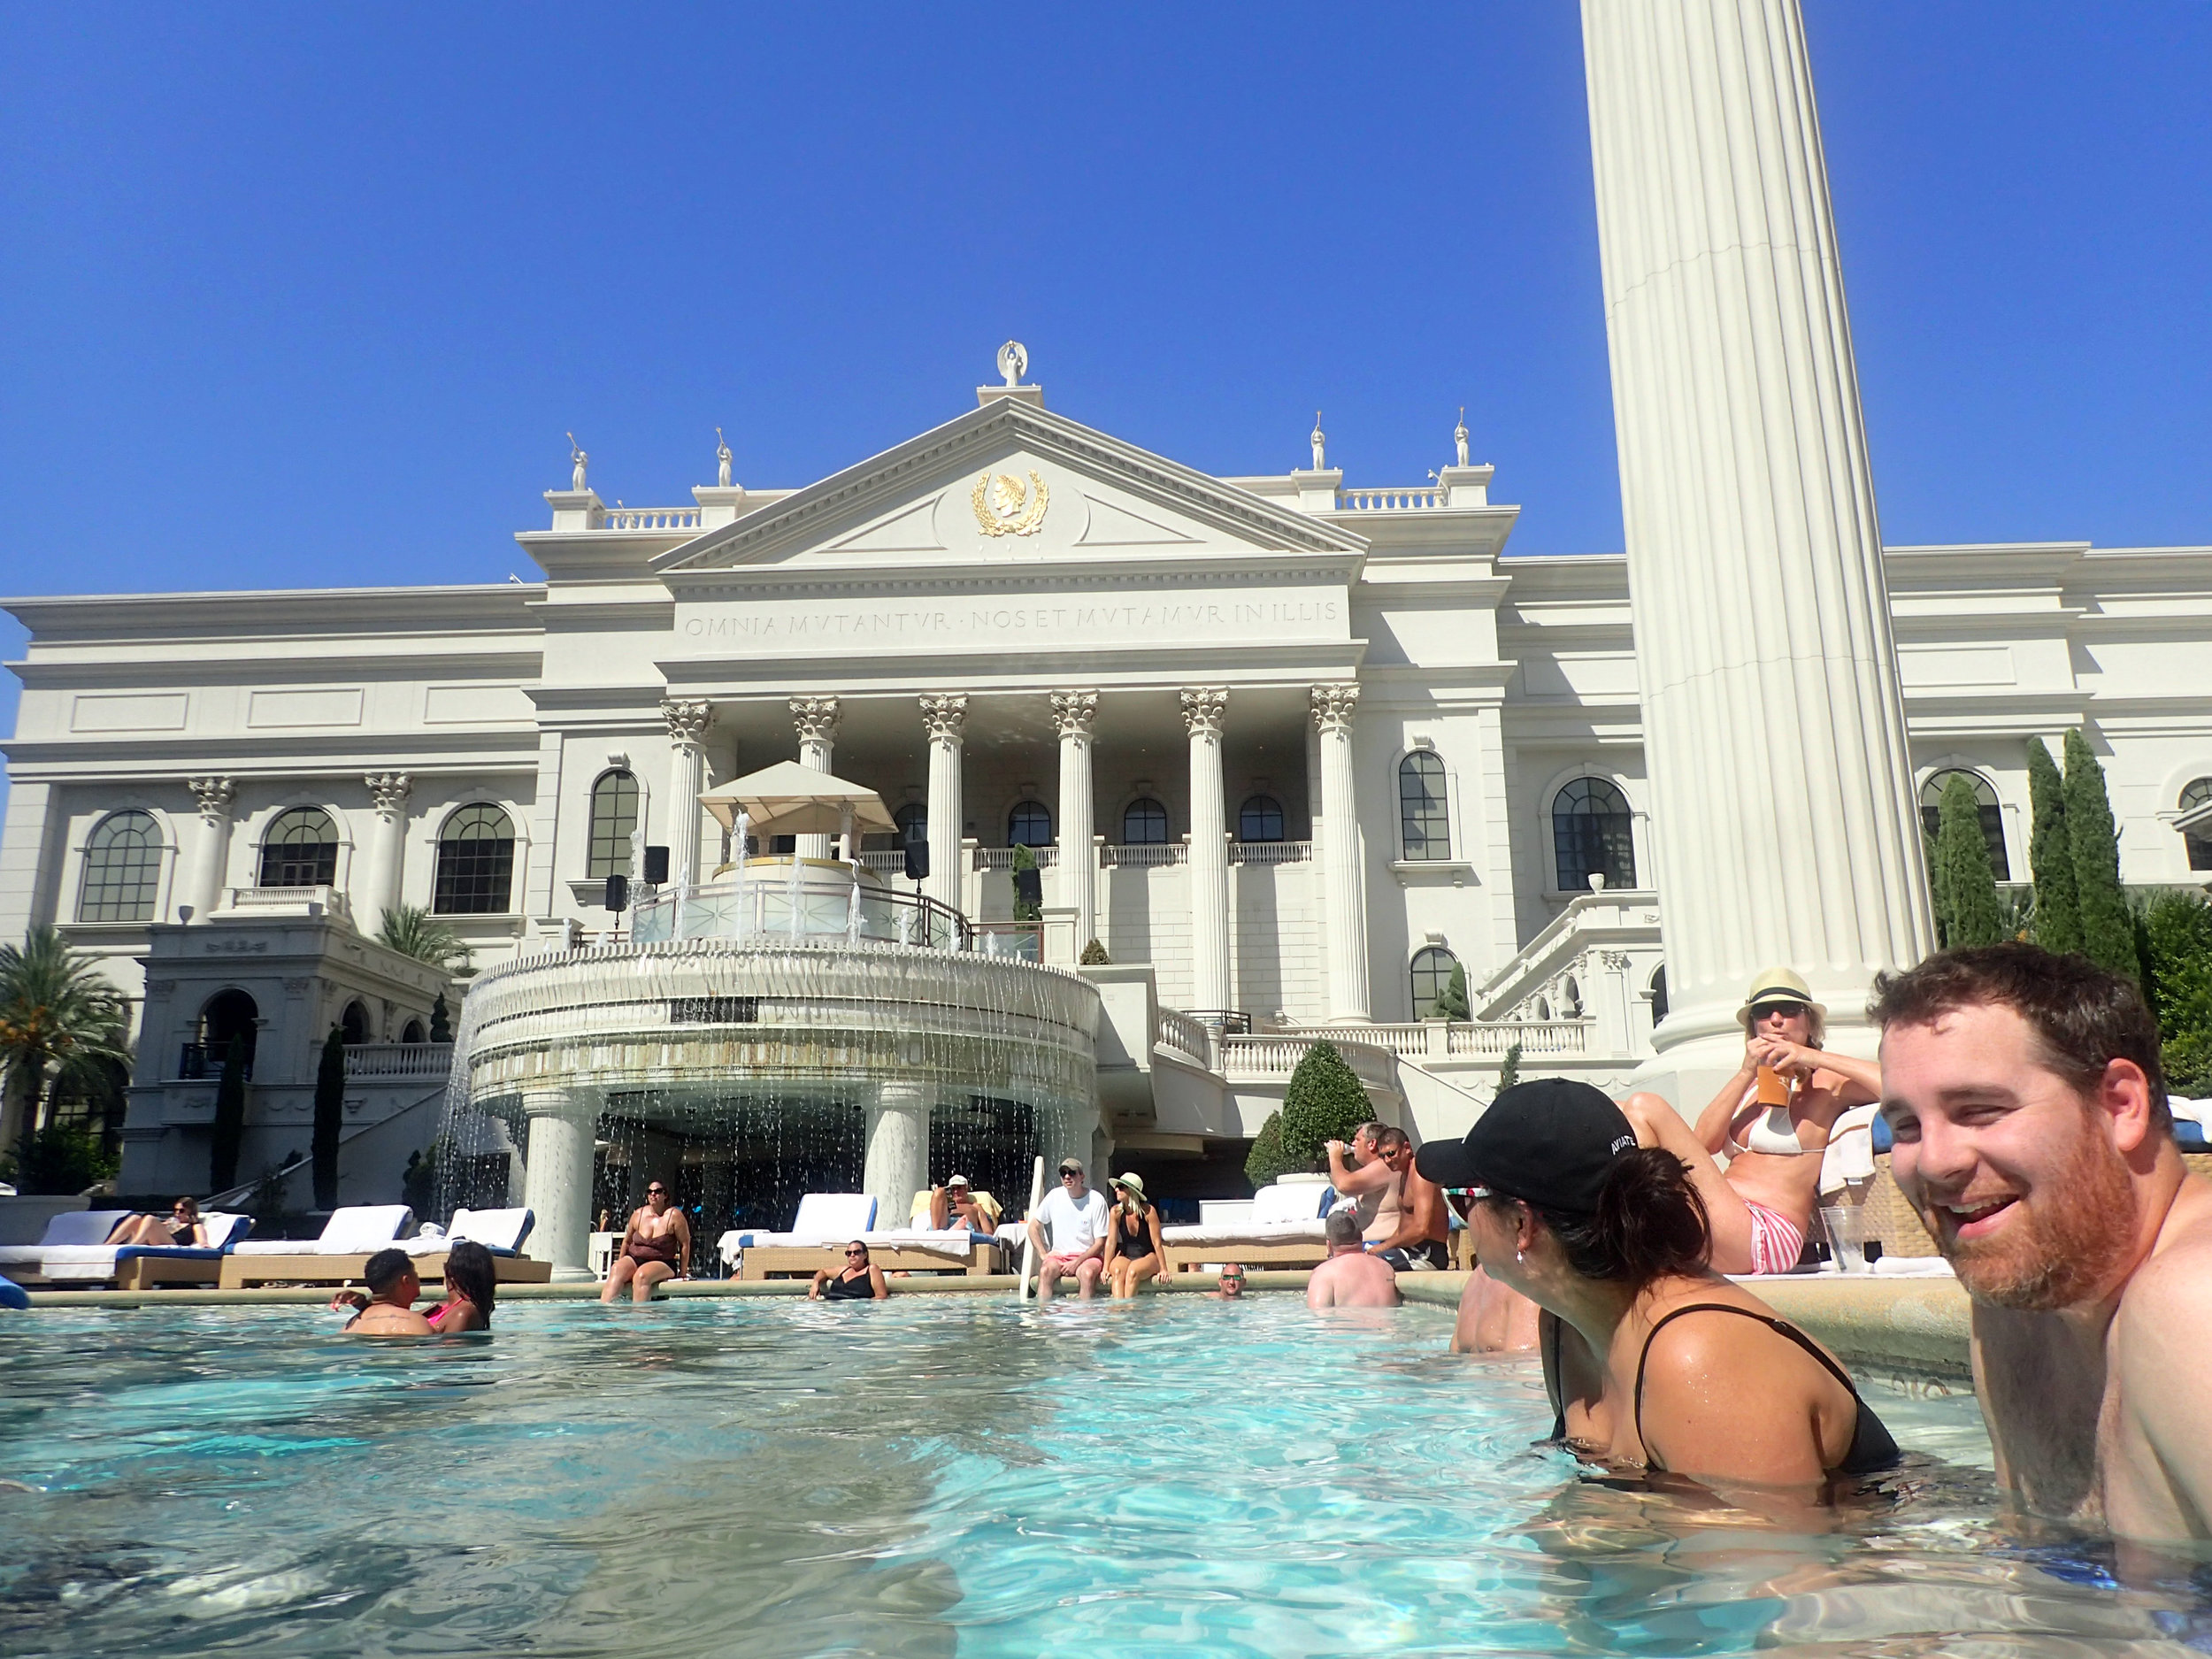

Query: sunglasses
[1220,1275,1245,1285]
[1755,1001,1808,1019]
[844,1248,866,1257]
[646,1187,667,1196]
[1058,1169,1083,1179]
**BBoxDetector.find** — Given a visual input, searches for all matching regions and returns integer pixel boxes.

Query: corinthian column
[1051,690,1099,954]
[1312,685,1371,1021]
[662,699,713,887]
[180,777,236,922]
[788,696,841,860]
[1181,687,1230,1013]
[919,695,967,915]
[1582,0,1934,1091]
[361,772,411,932]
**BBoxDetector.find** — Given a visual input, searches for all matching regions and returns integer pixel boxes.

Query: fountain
[432,764,1103,1275]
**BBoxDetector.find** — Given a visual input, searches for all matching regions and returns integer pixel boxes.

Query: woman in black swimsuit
[810,1240,888,1302]
[1416,1079,1897,1494]
[1102,1173,1166,1299]
[106,1196,207,1248]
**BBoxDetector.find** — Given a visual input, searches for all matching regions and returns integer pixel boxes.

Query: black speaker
[603,873,629,912]
[642,845,670,884]
[904,841,930,882]
[1013,867,1043,910]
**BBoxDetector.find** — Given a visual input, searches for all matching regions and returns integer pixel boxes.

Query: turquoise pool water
[0,1297,2201,1656]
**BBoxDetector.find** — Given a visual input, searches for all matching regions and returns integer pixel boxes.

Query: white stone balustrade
[343,1042,455,1079]
[1336,487,1441,511]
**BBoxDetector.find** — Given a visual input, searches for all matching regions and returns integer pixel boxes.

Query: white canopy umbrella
[696,760,898,839]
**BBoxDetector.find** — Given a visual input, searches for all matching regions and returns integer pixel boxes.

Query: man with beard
[1873,943,2212,1543]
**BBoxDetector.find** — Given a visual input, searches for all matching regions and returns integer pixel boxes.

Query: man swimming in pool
[1874,944,2212,1544]
[1306,1210,1400,1309]
[332,1248,434,1336]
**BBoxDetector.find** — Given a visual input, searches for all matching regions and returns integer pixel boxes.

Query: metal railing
[344,1042,455,1079]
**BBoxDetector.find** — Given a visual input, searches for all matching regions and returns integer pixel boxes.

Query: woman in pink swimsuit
[425,1239,496,1333]
[1625,968,1881,1275]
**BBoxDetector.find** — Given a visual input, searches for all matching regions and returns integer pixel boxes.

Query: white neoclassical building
[5,365,2211,1202]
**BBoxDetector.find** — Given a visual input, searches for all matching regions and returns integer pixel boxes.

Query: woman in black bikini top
[810,1241,888,1302]
[1417,1078,1899,1490]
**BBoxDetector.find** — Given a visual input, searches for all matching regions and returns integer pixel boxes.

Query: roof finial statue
[1454,407,1469,468]
[1310,412,1325,472]
[566,432,588,492]
[997,340,1028,388]
[715,426,732,488]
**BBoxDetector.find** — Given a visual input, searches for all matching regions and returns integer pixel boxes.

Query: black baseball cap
[1414,1079,1638,1215]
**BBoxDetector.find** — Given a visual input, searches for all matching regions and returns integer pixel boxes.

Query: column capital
[187,776,236,821]
[919,693,968,741]
[1049,689,1098,741]
[788,695,841,747]
[520,1085,597,1123]
[365,771,412,817]
[1179,687,1227,739]
[663,698,714,749]
[1310,682,1361,734]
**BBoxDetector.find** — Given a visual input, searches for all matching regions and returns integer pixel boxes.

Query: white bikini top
[1729,1083,1812,1157]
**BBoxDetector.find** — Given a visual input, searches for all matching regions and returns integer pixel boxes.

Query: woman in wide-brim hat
[1632,967,1883,1275]
[1102,1172,1166,1299]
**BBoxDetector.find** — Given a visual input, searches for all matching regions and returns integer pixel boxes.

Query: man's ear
[2104,1057,2159,1157]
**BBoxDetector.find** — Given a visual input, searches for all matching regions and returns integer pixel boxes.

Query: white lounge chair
[32,1210,255,1290]
[403,1208,552,1284]
[1161,1179,1338,1274]
[721,1194,877,1279]
[219,1204,416,1288]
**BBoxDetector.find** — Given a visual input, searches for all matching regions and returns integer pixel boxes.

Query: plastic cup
[1820,1205,1869,1274]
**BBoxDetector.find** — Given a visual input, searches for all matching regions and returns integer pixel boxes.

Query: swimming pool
[0,1296,2201,1656]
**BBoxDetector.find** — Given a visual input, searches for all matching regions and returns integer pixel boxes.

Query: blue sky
[2,2,2208,759]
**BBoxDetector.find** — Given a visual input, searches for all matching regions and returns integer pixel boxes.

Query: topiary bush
[1934,772,2005,949]
[2141,887,2212,1094]
[1278,1041,1371,1171]
[1079,939,1110,966]
[1244,1110,1291,1188]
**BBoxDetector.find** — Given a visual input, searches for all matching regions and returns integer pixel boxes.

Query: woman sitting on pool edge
[810,1240,888,1301]
[1101,1172,1166,1299]
[1416,1079,1897,1497]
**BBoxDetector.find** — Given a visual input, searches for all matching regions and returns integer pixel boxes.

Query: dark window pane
[1239,795,1285,843]
[895,803,928,847]
[1552,777,1637,890]
[1917,770,2009,879]
[1409,946,1456,1015]
[80,810,162,922]
[1008,801,1052,848]
[1398,753,1450,862]
[1123,798,1169,845]
[259,808,339,888]
[433,804,514,915]
[587,771,639,879]
[2182,780,2212,872]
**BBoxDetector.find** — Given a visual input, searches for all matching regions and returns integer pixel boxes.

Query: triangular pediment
[651,399,1365,577]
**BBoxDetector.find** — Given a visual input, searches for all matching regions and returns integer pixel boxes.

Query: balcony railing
[1228,840,1311,864]
[1338,486,1442,511]
[176,1043,252,1082]
[626,866,971,952]
[1218,1033,1399,1089]
[344,1042,455,1079]
[1100,842,1186,868]
[972,846,1059,871]
[597,505,702,531]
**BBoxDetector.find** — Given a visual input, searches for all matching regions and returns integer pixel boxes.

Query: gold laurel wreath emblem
[971,470,1049,537]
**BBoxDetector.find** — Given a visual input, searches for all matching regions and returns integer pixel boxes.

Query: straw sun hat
[1734,966,1826,1025]
[1110,1172,1148,1202]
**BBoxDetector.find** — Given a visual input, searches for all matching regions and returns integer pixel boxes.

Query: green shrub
[2064,730,2137,980]
[429,992,452,1044]
[2026,738,2082,956]
[1497,1041,1523,1095]
[1279,1041,1371,1171]
[403,1140,442,1217]
[2140,888,2212,1094]
[1934,773,2005,949]
[312,1026,346,1212]
[209,1034,249,1194]
[1010,843,1041,923]
[0,1120,118,1194]
[1079,939,1110,966]
[1244,1110,1291,1188]
[1428,963,1471,1021]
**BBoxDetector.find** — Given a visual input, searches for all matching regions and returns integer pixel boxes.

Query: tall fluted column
[1181,688,1230,1013]
[863,1079,932,1225]
[1312,685,1371,1021]
[1051,691,1099,955]
[518,1086,598,1279]
[919,695,966,916]
[1582,0,1933,1090]
[181,777,236,922]
[663,700,713,887]
[788,696,841,860]
[361,772,411,933]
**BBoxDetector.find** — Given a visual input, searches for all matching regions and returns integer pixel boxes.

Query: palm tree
[0,926,133,1155]
[375,904,472,976]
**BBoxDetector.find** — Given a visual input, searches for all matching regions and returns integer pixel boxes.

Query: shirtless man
[1306,1210,1401,1309]
[601,1179,691,1304]
[1874,943,2212,1546]
[927,1174,998,1234]
[1325,1122,1399,1243]
[1365,1127,1450,1271]
[1450,1264,1540,1354]
[332,1248,433,1336]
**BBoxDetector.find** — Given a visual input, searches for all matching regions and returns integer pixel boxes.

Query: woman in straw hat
[1625,968,1883,1274]
[1102,1172,1167,1299]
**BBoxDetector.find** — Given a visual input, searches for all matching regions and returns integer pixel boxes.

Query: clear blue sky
[2,3,2208,751]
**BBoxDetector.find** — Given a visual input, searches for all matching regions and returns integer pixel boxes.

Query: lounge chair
[403,1208,552,1284]
[1160,1179,1338,1275]
[721,1193,877,1279]
[219,1204,416,1288]
[0,1210,133,1287]
[33,1210,255,1290]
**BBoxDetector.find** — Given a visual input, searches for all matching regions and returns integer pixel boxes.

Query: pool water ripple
[2,1296,2208,1657]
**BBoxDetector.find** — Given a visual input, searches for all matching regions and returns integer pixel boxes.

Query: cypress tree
[2026,738,2082,956]
[429,991,452,1044]
[1279,1041,1371,1171]
[311,1026,346,1211]
[2063,729,2137,979]
[1935,773,2006,949]
[209,1034,248,1193]
[1497,1041,1523,1095]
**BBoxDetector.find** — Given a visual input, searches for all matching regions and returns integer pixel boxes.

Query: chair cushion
[316,1205,415,1253]
[1249,1182,1334,1227]
[449,1208,534,1252]
[1162,1218,1328,1247]
[788,1194,877,1239]
[202,1212,253,1249]
[38,1210,134,1248]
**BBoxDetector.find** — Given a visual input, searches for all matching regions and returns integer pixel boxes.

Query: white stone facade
[4,386,2210,1155]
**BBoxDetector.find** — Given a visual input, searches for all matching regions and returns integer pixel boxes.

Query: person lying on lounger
[330,1248,434,1336]
[926,1174,1000,1235]
[106,1196,207,1248]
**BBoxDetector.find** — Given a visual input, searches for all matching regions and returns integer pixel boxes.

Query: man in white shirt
[1026,1158,1110,1302]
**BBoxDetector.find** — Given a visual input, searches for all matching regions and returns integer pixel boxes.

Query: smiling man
[1873,943,2212,1542]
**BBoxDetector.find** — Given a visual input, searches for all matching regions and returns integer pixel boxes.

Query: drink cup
[1819,1205,1869,1274]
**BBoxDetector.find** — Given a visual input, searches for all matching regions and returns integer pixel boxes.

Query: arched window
[341,1000,369,1044]
[401,1018,427,1045]
[1918,769,2010,880]
[1239,795,1285,843]
[1552,778,1636,891]
[433,804,515,915]
[259,807,339,889]
[587,770,639,879]
[1122,798,1169,845]
[79,810,162,922]
[1409,946,1457,1018]
[1008,801,1053,848]
[196,988,259,1077]
[2181,779,2212,872]
[1398,752,1451,862]
[895,803,927,849]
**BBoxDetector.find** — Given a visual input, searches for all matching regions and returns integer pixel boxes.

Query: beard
[1934,1125,2139,1310]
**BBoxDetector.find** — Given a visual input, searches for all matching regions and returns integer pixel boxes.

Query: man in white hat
[927,1174,1000,1236]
